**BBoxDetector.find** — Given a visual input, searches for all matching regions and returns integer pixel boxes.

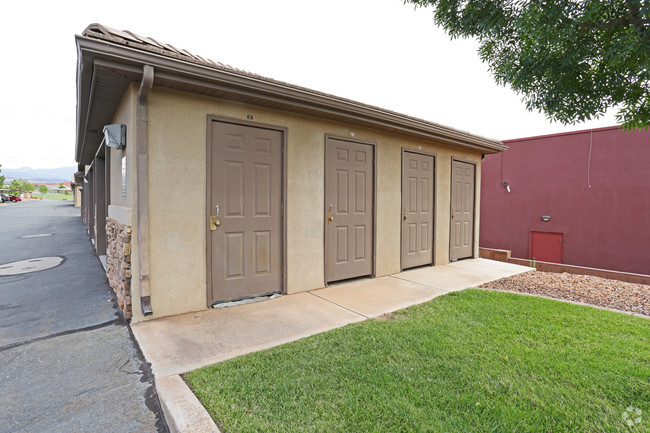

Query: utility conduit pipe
[137,65,154,316]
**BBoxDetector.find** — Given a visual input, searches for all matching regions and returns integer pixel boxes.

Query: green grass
[185,290,650,433]
[34,194,72,200]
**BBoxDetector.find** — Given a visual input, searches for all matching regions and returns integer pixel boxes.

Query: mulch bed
[480,271,650,317]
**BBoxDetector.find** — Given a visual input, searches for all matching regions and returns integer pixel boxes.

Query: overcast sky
[0,0,618,169]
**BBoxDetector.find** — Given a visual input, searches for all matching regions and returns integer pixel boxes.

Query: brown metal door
[450,160,475,261]
[401,151,434,269]
[325,138,373,283]
[209,121,282,303]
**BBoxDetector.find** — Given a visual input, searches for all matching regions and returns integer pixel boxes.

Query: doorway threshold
[326,275,373,287]
[212,292,282,309]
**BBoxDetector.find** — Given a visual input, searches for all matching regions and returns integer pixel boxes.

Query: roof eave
[75,39,91,164]
[75,34,506,163]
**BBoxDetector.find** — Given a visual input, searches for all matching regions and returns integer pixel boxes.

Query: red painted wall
[480,126,650,275]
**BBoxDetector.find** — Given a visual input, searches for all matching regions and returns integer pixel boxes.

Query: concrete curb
[156,375,220,433]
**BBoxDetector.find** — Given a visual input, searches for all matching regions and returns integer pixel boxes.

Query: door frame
[94,153,107,254]
[449,158,478,261]
[205,115,288,306]
[323,134,377,285]
[400,147,437,271]
[87,164,95,240]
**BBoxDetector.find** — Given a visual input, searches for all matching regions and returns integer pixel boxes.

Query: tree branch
[586,17,650,30]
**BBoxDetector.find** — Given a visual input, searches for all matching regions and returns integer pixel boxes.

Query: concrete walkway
[132,258,530,432]
[134,258,530,377]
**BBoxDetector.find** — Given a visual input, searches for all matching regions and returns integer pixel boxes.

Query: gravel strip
[480,271,650,317]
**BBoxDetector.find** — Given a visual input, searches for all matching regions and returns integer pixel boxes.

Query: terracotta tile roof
[81,23,500,144]
[83,24,246,72]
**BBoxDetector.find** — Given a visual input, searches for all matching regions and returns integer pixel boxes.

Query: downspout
[137,65,154,316]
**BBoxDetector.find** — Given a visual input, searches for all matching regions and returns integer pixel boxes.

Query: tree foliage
[9,179,35,195]
[0,164,4,187]
[406,0,650,130]
[9,179,23,194]
[39,184,48,197]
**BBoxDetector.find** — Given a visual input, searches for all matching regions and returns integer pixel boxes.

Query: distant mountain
[2,166,77,183]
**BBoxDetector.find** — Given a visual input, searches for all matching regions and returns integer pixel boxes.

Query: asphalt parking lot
[0,199,168,432]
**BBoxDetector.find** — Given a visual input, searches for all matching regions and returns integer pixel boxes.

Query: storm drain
[20,233,54,238]
[0,257,64,276]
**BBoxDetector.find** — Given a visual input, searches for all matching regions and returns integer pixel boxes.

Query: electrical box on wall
[103,124,126,149]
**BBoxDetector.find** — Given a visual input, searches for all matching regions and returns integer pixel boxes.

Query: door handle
[403,206,407,221]
[211,205,221,230]
[328,204,334,224]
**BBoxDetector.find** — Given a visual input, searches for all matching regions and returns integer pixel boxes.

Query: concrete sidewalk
[132,258,531,432]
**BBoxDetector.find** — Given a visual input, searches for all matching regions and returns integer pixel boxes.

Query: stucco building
[480,126,650,275]
[75,24,506,322]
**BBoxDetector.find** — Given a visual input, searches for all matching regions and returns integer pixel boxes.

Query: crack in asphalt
[0,319,121,353]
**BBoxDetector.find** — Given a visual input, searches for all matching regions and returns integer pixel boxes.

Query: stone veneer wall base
[106,218,133,319]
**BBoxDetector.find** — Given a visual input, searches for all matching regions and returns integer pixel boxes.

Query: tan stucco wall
[107,84,137,226]
[128,86,482,322]
[74,185,82,208]
[142,88,209,322]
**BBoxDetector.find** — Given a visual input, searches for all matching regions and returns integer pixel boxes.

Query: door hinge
[281,266,284,276]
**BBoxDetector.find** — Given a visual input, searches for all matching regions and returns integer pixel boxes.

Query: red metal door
[530,231,563,263]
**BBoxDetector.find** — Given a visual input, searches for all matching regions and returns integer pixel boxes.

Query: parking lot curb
[156,375,220,433]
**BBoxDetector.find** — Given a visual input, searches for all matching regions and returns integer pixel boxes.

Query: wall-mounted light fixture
[103,124,127,149]
[503,181,511,193]
[541,215,551,222]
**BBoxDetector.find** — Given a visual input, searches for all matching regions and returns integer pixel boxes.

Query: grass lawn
[42,194,72,200]
[185,290,650,433]
[29,195,72,200]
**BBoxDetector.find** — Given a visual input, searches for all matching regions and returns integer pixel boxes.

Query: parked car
[9,195,21,202]
[0,193,8,203]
